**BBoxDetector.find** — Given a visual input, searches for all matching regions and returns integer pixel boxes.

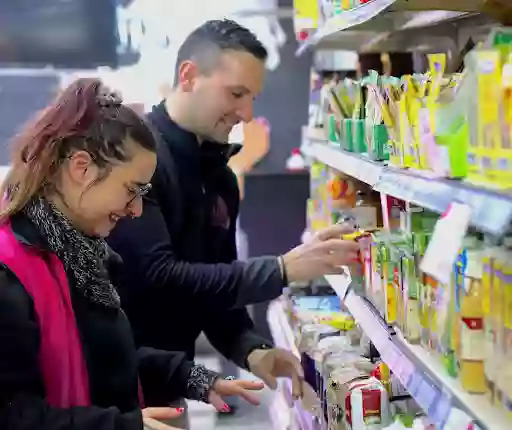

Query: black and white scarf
[23,197,121,308]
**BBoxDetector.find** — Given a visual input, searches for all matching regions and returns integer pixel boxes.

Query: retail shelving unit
[295,0,502,55]
[268,299,321,430]
[326,274,511,430]
[299,132,512,429]
[303,136,512,236]
[266,2,512,430]
[267,273,511,430]
[300,137,512,430]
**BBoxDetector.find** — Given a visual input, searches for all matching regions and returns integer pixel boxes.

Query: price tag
[396,356,415,386]
[363,164,383,187]
[416,377,439,413]
[407,372,423,396]
[420,203,471,285]
[443,408,473,430]
[432,391,452,426]
[382,345,400,369]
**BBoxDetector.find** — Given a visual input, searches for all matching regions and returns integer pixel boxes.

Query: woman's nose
[127,196,144,218]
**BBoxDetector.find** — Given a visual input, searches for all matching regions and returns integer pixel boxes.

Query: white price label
[420,203,471,285]
[417,378,439,412]
[443,408,473,430]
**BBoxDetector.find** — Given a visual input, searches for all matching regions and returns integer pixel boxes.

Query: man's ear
[177,61,198,92]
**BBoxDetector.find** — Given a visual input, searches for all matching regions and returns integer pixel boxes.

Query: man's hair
[174,19,268,84]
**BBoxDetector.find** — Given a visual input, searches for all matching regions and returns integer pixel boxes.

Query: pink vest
[0,222,90,407]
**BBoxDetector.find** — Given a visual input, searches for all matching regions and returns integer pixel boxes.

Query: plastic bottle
[286,148,306,170]
[493,237,512,417]
[481,241,500,403]
[459,246,487,394]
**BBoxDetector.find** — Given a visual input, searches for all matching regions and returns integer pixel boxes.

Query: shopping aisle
[189,355,272,430]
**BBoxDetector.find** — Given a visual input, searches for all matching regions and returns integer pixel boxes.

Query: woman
[0,78,263,430]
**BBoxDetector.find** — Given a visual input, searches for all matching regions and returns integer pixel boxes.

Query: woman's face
[59,139,157,237]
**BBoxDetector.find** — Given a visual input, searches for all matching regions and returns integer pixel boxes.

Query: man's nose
[236,98,254,123]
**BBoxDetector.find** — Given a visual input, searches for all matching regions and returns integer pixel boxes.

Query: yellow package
[498,53,512,189]
[475,51,503,186]
[319,313,356,331]
[399,77,418,168]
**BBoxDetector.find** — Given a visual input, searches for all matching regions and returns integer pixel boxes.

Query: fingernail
[176,408,184,413]
[223,404,231,413]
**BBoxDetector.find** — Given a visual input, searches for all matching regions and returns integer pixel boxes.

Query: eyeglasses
[127,182,152,206]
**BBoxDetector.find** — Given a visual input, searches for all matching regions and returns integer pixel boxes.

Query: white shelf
[305,140,512,236]
[325,274,512,430]
[304,141,383,186]
[267,300,321,430]
[296,0,497,54]
[267,299,300,358]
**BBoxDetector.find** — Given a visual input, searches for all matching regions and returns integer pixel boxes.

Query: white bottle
[286,148,306,171]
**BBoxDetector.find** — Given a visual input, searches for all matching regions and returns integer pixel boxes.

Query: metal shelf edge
[306,141,512,236]
[295,0,491,55]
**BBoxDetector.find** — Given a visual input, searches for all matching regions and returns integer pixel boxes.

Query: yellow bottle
[499,240,512,415]
[459,251,487,394]
[493,246,507,407]
[426,275,439,353]
[482,245,499,403]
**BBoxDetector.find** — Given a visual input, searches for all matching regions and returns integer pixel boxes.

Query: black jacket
[0,214,193,430]
[107,103,282,366]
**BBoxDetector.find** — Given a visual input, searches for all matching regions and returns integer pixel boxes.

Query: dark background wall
[0,73,61,165]
[252,2,312,173]
[241,171,310,338]
[240,2,313,335]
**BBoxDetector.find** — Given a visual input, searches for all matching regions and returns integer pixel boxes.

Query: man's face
[181,50,266,142]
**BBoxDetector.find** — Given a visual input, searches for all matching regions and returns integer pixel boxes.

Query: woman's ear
[66,151,96,185]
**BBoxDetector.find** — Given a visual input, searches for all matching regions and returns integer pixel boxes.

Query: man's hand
[282,223,359,283]
[247,348,304,399]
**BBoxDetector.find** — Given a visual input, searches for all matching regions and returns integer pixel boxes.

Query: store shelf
[305,140,512,236]
[267,300,321,430]
[296,0,497,55]
[269,386,297,430]
[267,299,300,358]
[325,273,511,430]
[303,139,384,187]
[375,168,512,236]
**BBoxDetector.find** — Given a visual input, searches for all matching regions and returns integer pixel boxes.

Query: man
[108,19,358,428]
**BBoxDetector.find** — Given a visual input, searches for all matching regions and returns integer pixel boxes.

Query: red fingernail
[223,404,231,412]
[176,408,184,413]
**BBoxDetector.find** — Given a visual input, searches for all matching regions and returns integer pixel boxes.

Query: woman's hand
[208,379,264,412]
[142,407,183,430]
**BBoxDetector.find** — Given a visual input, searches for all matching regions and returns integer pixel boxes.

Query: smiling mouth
[109,214,121,224]
[219,118,238,130]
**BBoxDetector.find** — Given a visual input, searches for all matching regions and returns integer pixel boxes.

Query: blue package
[293,296,341,312]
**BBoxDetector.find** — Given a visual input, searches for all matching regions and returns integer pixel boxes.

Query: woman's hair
[0,78,158,220]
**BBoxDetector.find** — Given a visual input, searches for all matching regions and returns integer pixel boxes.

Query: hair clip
[97,92,123,107]
[97,84,123,107]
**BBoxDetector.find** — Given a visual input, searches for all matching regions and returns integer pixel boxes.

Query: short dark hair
[175,19,268,84]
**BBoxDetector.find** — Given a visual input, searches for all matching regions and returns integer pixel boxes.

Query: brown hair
[0,78,157,221]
